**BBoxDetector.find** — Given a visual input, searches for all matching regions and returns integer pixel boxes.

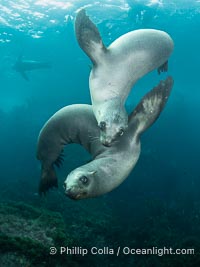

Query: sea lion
[36,104,101,194]
[13,55,51,81]
[37,77,173,199]
[75,9,174,146]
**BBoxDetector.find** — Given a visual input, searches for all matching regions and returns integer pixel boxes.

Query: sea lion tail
[39,165,58,196]
[75,9,107,65]
[129,76,174,137]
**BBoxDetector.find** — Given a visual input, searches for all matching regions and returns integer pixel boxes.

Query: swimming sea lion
[75,9,174,146]
[36,104,101,194]
[37,77,173,199]
[13,55,51,81]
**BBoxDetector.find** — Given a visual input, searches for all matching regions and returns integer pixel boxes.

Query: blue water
[0,0,200,266]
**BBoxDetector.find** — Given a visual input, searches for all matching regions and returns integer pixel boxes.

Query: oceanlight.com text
[122,246,195,256]
[49,246,195,256]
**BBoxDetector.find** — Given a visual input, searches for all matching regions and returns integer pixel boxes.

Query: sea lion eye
[99,121,106,130]
[118,128,124,136]
[79,176,88,185]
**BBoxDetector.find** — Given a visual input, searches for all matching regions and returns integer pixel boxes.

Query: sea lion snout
[100,136,113,147]
[100,126,126,147]
[98,108,128,147]
[101,140,112,147]
[99,126,116,146]
[64,186,80,200]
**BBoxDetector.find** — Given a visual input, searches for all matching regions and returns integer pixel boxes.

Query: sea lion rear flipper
[129,76,174,136]
[39,165,58,196]
[20,71,29,81]
[75,9,107,65]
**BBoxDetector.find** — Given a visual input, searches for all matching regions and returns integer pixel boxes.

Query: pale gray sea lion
[75,9,174,146]
[37,77,173,199]
[13,55,51,81]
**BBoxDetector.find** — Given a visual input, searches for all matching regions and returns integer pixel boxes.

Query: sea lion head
[97,101,128,146]
[64,168,97,200]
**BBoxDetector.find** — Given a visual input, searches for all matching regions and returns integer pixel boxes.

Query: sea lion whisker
[88,135,99,141]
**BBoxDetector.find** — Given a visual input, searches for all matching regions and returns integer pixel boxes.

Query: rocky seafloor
[0,193,200,267]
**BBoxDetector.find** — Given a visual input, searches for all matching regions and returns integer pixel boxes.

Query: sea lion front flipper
[20,71,29,81]
[75,9,107,65]
[54,151,64,168]
[129,76,174,137]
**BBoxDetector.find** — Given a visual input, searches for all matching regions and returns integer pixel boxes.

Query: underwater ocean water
[0,0,200,266]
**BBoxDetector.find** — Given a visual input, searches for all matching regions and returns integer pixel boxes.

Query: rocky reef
[0,202,76,267]
[0,200,114,267]
[1,195,200,267]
